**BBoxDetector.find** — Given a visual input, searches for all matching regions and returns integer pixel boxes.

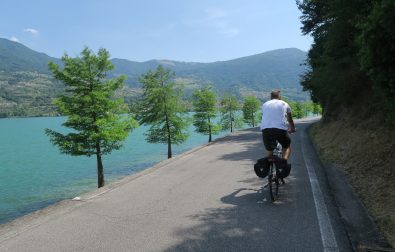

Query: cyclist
[260,90,296,170]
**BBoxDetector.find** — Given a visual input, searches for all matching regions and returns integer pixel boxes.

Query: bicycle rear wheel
[268,165,279,202]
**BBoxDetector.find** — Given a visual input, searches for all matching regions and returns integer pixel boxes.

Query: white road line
[301,131,339,252]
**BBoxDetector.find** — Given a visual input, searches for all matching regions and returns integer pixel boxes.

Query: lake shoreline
[0,129,240,229]
[0,115,233,225]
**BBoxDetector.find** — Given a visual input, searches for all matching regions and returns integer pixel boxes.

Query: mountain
[109,48,308,95]
[0,38,61,73]
[0,38,308,117]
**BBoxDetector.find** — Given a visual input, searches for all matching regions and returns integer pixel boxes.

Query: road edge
[307,123,394,252]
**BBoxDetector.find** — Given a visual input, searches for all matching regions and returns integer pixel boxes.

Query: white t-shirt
[260,99,291,130]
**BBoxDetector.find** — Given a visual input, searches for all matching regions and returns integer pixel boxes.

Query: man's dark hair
[270,90,281,99]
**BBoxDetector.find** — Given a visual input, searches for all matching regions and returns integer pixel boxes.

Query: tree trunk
[168,135,172,159]
[252,112,255,127]
[230,112,233,133]
[96,142,104,188]
[230,117,233,132]
[165,114,172,159]
[208,116,212,142]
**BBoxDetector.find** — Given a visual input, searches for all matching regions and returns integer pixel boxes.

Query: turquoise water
[0,116,230,224]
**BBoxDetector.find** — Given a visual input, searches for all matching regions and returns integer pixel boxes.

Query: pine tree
[45,47,137,188]
[137,65,189,158]
[192,86,221,142]
[242,96,260,127]
[220,95,244,132]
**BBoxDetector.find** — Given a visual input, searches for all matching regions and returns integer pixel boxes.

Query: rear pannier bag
[254,157,270,178]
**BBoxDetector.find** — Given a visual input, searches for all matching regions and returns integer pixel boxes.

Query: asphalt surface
[0,118,353,252]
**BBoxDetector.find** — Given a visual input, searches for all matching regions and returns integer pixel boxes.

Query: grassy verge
[309,116,395,246]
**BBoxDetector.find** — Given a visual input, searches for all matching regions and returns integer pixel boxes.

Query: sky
[0,0,312,63]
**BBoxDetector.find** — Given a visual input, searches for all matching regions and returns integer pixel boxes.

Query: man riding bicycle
[260,90,296,172]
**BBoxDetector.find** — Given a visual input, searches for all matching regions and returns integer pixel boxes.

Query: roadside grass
[308,118,395,247]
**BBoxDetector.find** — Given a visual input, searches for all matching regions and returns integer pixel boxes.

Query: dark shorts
[262,128,291,151]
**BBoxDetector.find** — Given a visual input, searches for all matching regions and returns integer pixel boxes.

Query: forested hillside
[0,38,60,73]
[109,48,307,99]
[0,38,308,117]
[297,0,395,246]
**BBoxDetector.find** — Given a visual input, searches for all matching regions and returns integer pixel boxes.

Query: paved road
[0,118,352,251]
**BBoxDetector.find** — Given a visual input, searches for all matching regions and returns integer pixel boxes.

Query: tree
[312,102,323,116]
[297,0,372,118]
[220,94,244,132]
[242,96,260,127]
[357,0,395,124]
[192,86,221,142]
[137,65,189,158]
[45,47,137,188]
[289,101,302,119]
[284,97,319,118]
[305,101,315,117]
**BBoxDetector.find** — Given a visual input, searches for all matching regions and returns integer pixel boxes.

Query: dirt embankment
[309,114,395,247]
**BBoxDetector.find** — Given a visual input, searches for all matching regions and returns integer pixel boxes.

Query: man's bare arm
[287,112,296,133]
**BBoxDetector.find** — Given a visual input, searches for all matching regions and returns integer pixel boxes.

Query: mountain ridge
[0,38,308,117]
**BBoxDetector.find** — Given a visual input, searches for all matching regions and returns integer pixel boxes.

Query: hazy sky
[0,0,312,62]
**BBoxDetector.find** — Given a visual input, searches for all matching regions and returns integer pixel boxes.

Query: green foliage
[45,47,137,187]
[312,103,323,116]
[220,95,244,132]
[285,98,320,119]
[192,86,221,142]
[137,65,189,158]
[298,0,371,107]
[357,0,395,124]
[0,69,141,118]
[289,101,304,119]
[242,96,260,127]
[297,0,395,125]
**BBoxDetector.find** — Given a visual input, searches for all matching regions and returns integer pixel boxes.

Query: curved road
[0,118,352,251]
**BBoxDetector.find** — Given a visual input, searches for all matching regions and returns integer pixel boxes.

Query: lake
[0,116,232,224]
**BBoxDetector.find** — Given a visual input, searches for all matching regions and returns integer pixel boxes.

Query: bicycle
[266,142,285,202]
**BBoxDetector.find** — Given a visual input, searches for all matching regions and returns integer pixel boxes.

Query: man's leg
[262,129,275,157]
[278,130,291,160]
[282,145,291,160]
